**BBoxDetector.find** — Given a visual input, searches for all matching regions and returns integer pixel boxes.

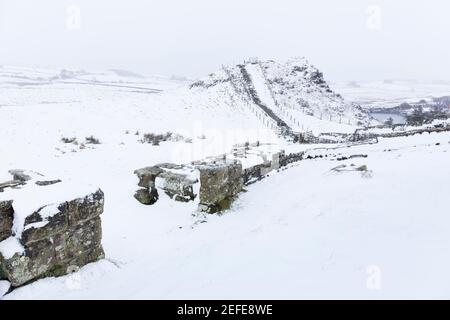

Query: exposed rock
[35,179,62,186]
[156,163,185,170]
[133,166,164,205]
[0,180,25,192]
[134,164,198,205]
[0,201,14,242]
[336,154,368,161]
[2,170,61,192]
[134,188,158,205]
[134,160,243,213]
[156,171,197,202]
[66,190,104,226]
[198,160,243,213]
[0,171,105,288]
[243,163,270,185]
[8,169,43,182]
[134,166,164,188]
[279,151,304,167]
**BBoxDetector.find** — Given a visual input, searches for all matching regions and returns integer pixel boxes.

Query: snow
[0,178,99,238]
[3,131,450,299]
[0,281,10,298]
[245,63,278,114]
[22,203,63,232]
[0,237,24,260]
[244,62,357,134]
[1,64,450,299]
[191,58,368,134]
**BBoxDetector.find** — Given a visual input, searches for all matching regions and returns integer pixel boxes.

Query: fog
[0,0,449,81]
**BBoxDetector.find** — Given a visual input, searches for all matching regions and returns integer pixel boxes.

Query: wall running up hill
[190,58,370,136]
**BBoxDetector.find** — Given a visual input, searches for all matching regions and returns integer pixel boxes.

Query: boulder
[8,169,42,182]
[134,188,158,205]
[279,150,304,167]
[134,166,164,188]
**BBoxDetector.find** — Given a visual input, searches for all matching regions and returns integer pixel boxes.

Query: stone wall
[0,172,105,288]
[133,151,310,213]
[197,160,243,213]
[243,151,304,185]
[0,201,14,242]
[134,160,243,214]
[134,166,164,205]
[156,170,198,203]
[134,164,198,205]
[279,151,304,167]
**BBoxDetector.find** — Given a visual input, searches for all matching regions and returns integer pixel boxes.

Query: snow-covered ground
[331,80,450,109]
[1,66,450,299]
[4,131,450,299]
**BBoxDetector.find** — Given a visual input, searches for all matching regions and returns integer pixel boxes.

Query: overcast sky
[0,0,449,81]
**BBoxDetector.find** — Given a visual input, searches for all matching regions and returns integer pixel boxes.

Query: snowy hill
[331,79,450,109]
[189,58,369,134]
[2,62,450,300]
[0,60,369,143]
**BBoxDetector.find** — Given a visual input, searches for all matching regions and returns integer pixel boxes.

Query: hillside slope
[189,58,369,135]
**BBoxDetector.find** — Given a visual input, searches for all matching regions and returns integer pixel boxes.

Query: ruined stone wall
[134,160,243,214]
[197,160,243,213]
[279,151,304,167]
[0,172,105,288]
[243,163,269,185]
[134,151,309,213]
[0,201,14,242]
[242,151,304,185]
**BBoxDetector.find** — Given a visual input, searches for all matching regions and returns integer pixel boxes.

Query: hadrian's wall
[0,170,105,288]
[133,149,306,212]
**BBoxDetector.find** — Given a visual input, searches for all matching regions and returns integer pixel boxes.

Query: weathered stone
[66,189,104,226]
[279,151,304,167]
[134,160,244,213]
[271,152,280,170]
[155,163,185,170]
[243,163,266,185]
[0,220,104,287]
[48,245,104,278]
[157,171,197,202]
[242,153,281,184]
[8,169,43,182]
[22,205,68,245]
[0,185,105,287]
[0,201,14,242]
[134,188,159,205]
[198,160,243,213]
[0,180,25,192]
[134,166,164,188]
[0,238,55,286]
[63,217,103,260]
[35,179,62,186]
